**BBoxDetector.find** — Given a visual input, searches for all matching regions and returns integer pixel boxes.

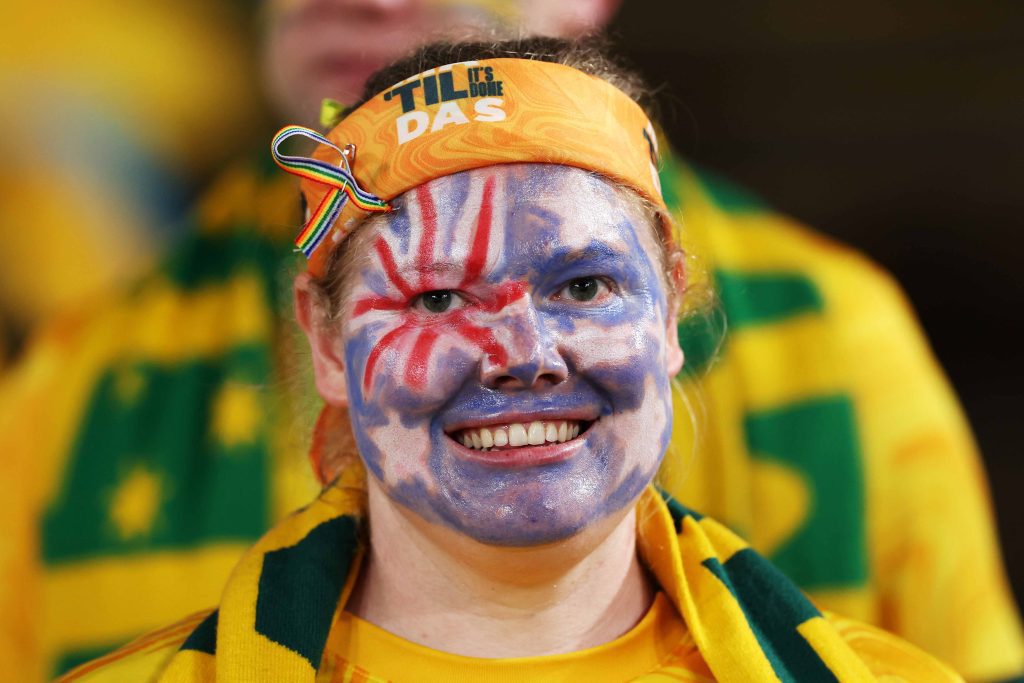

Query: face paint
[340,164,675,546]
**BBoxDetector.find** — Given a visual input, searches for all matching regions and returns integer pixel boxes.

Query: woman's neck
[345,479,655,658]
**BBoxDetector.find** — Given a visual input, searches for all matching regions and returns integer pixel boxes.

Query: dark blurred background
[610,0,1023,606]
[1,0,1020,606]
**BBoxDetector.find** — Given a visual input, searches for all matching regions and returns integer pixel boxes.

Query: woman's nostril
[538,371,566,386]
[487,369,567,390]
[492,375,521,389]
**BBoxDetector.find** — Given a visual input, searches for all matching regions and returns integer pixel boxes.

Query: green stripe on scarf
[658,487,704,533]
[181,611,218,655]
[254,516,359,667]
[660,476,854,680]
[702,550,838,682]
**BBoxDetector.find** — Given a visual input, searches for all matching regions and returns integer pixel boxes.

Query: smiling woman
[305,164,680,549]
[62,37,962,683]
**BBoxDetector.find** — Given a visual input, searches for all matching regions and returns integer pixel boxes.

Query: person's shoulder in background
[827,612,965,682]
[0,154,309,681]
[658,151,1024,682]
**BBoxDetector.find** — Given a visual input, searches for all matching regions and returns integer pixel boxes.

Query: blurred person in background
[0,1,261,363]
[1,0,1020,680]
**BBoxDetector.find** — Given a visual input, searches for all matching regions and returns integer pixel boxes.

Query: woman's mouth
[451,420,592,452]
[443,407,599,468]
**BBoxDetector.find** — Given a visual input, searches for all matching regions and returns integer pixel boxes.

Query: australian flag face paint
[340,164,679,546]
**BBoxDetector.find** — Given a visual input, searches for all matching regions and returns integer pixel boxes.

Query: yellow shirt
[320,592,711,682]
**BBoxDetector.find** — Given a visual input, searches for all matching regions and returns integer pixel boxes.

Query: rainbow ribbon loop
[271,125,391,258]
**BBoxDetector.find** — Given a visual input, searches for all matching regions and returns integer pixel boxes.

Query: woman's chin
[432,476,641,548]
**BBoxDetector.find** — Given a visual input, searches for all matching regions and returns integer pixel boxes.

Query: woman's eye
[562,277,605,302]
[417,290,460,313]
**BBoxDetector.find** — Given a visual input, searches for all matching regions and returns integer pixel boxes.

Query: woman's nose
[480,303,568,390]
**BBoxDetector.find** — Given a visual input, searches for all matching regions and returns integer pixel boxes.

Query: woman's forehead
[387,164,651,251]
[336,164,666,283]
[397,164,623,214]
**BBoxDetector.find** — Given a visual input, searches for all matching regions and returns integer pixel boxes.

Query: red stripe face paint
[373,236,416,300]
[414,184,438,289]
[461,175,495,286]
[353,173,517,393]
[332,164,680,547]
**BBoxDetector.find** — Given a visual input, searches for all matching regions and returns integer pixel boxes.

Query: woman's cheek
[351,324,480,410]
[392,348,477,410]
[562,315,669,421]
[564,313,662,371]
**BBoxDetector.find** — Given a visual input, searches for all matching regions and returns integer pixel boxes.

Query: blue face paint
[338,164,677,546]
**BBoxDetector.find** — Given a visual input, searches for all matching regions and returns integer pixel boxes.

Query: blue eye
[417,290,461,313]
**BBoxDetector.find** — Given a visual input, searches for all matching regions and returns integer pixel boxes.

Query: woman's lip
[447,430,587,469]
[443,410,599,435]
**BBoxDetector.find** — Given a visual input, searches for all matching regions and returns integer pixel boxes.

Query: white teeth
[509,424,528,447]
[545,423,558,443]
[527,421,545,445]
[456,420,589,451]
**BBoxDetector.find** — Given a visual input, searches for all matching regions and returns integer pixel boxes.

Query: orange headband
[272,57,667,276]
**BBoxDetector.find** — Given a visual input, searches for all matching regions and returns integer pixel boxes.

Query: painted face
[339,164,679,546]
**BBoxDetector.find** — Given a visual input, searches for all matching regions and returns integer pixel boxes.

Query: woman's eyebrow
[406,261,467,278]
[538,241,631,273]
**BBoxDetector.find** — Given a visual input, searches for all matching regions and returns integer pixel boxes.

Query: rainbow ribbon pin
[271,125,391,258]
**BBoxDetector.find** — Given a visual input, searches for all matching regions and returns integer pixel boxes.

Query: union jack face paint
[338,164,680,546]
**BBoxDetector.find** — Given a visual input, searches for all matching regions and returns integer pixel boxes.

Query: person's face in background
[263,0,619,125]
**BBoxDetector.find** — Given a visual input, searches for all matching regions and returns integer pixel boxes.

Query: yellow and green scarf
[61,468,961,682]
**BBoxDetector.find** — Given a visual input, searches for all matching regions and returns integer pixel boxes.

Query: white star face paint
[336,163,680,546]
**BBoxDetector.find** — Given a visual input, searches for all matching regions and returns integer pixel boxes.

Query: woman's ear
[665,314,684,377]
[294,272,349,407]
[664,254,686,377]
